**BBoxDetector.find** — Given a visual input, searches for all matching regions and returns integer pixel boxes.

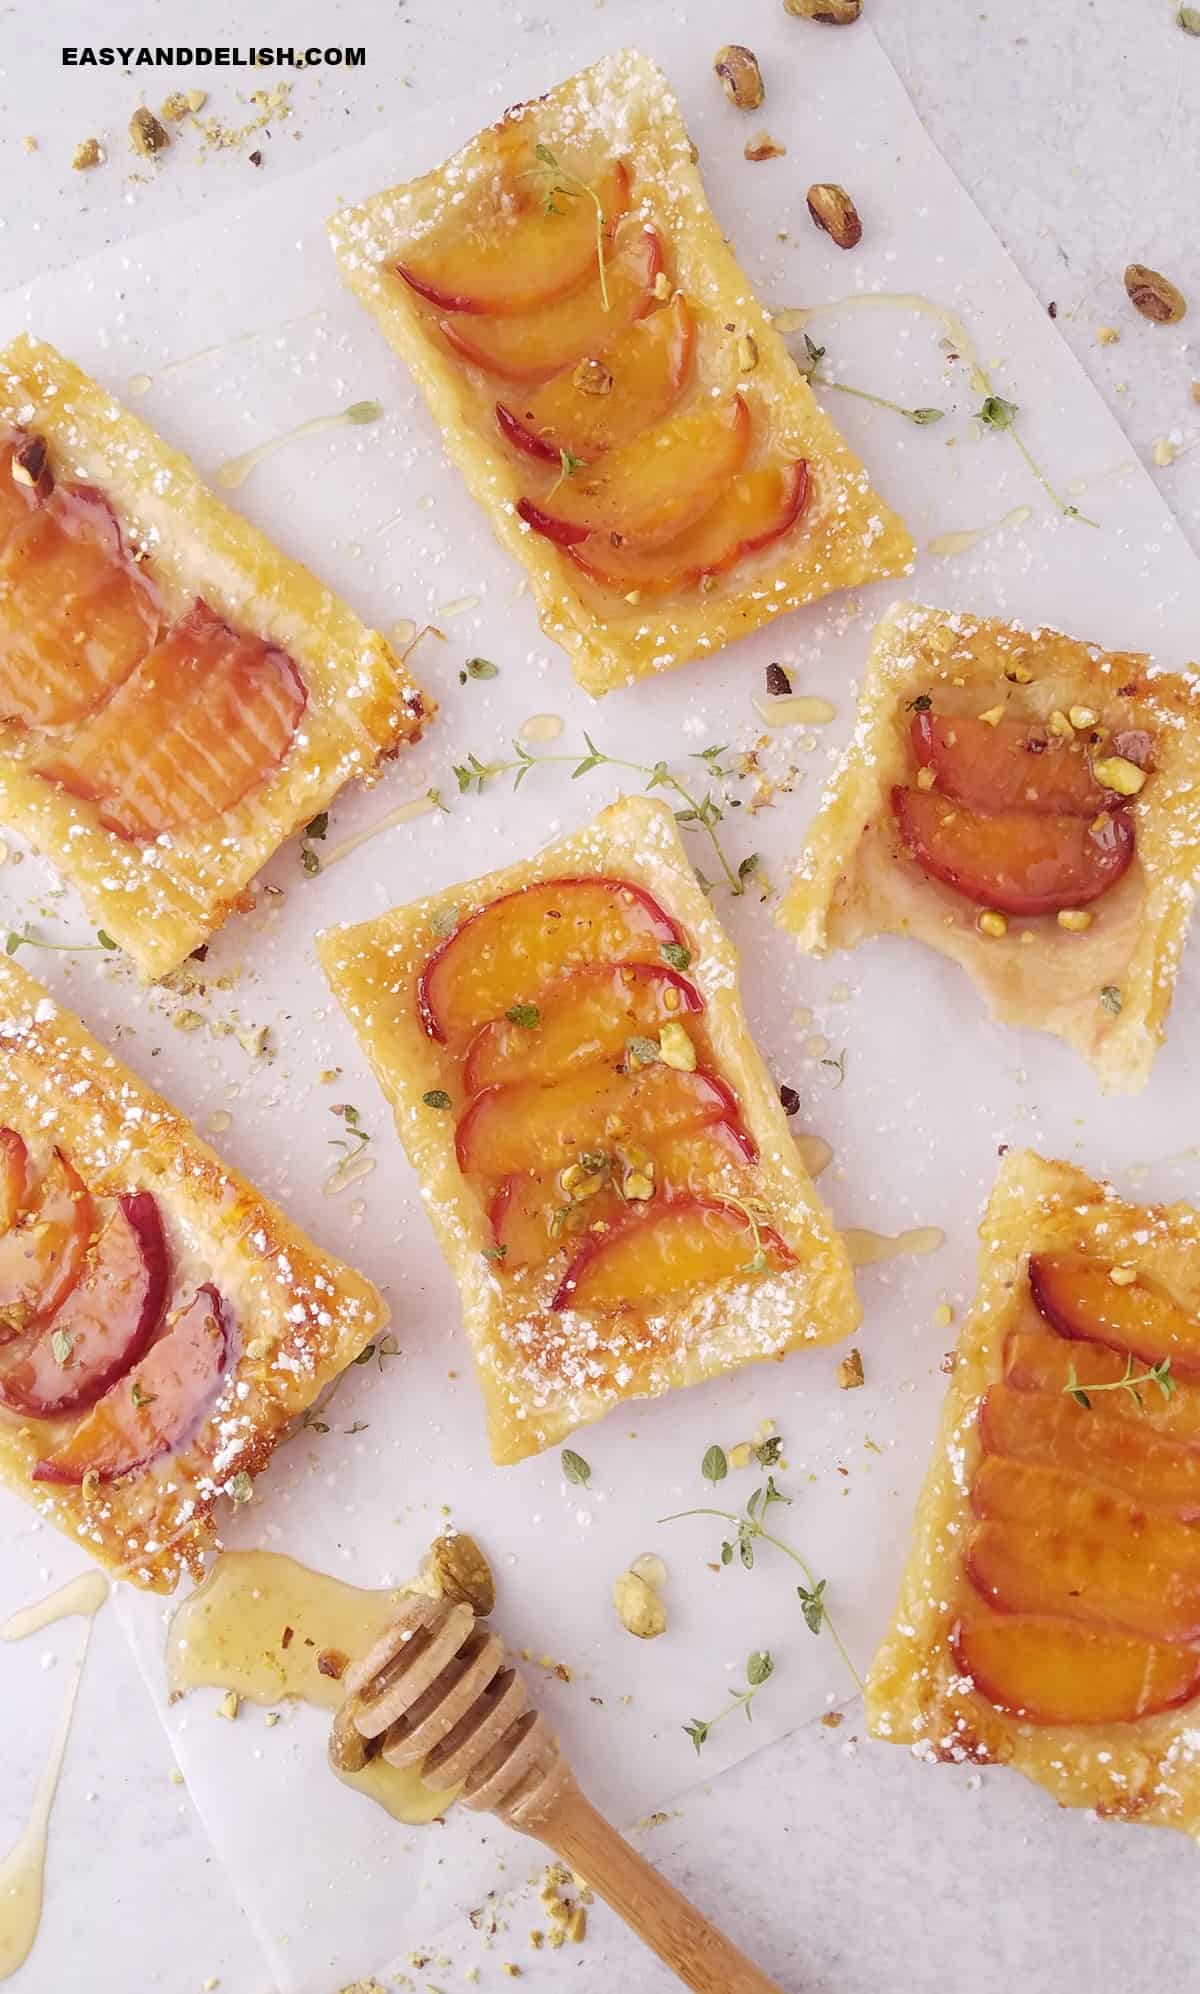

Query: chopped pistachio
[1092,754,1147,795]
[784,0,862,17]
[1124,263,1187,325]
[977,910,1008,938]
[1109,1263,1138,1287]
[806,182,862,249]
[1057,909,1093,932]
[977,705,1004,727]
[612,1569,667,1639]
[659,1020,697,1071]
[836,1347,865,1390]
[129,107,170,157]
[744,129,786,161]
[217,1690,240,1721]
[72,137,103,170]
[713,44,766,109]
[1068,704,1098,730]
[736,332,759,372]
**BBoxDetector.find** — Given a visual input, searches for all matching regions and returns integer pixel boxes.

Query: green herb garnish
[684,1650,775,1755]
[505,1003,541,1030]
[660,941,692,971]
[463,657,500,681]
[702,1444,728,1485]
[528,144,611,310]
[50,1329,73,1368]
[1100,985,1123,1015]
[625,1035,661,1069]
[1065,1352,1174,1413]
[422,1089,452,1110]
[561,1448,592,1486]
[344,400,383,425]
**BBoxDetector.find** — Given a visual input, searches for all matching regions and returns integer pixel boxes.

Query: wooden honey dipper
[332,1592,786,1994]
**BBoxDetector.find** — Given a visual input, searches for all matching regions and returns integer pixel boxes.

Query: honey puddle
[217,404,375,491]
[844,1225,946,1268]
[321,790,444,872]
[928,506,1032,558]
[773,292,989,395]
[795,1133,833,1179]
[753,693,837,729]
[166,1550,450,1826]
[0,1571,109,1980]
[521,712,565,744]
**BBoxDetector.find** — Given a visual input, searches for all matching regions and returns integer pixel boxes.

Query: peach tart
[0,958,388,1590]
[781,604,1200,1091]
[0,336,432,978]
[867,1150,1200,1833]
[318,796,858,1463]
[327,48,913,695]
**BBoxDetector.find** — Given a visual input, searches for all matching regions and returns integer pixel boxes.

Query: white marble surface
[0,4,1198,1991]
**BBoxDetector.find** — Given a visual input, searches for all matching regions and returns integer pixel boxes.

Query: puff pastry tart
[780,603,1200,1092]
[327,48,913,696]
[867,1148,1200,1833]
[0,958,387,1591]
[0,335,433,979]
[318,795,858,1462]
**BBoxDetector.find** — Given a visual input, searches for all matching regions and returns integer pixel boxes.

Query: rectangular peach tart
[867,1149,1200,1833]
[0,335,432,978]
[0,958,387,1591]
[780,603,1200,1092]
[317,795,858,1462]
[327,47,913,696]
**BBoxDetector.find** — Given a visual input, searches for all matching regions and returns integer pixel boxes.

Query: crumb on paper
[837,1348,865,1390]
[72,137,103,170]
[159,91,192,121]
[217,1689,239,1721]
[1153,436,1178,467]
[22,135,37,154]
[129,107,170,157]
[1095,325,1120,346]
[821,1709,844,1728]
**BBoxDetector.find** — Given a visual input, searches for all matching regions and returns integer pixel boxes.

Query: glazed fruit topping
[455,1062,740,1179]
[910,711,1113,817]
[550,1197,794,1312]
[518,396,751,550]
[495,293,693,462]
[0,1140,94,1334]
[892,786,1133,915]
[952,1614,1200,1727]
[443,224,661,384]
[462,960,702,1092]
[1029,1250,1200,1376]
[567,463,809,596]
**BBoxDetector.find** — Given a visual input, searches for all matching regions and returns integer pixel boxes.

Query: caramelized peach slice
[518,397,751,550]
[444,225,661,385]
[971,1453,1189,1544]
[0,1191,167,1416]
[0,475,160,730]
[967,1519,1200,1643]
[568,463,810,596]
[891,787,1134,915]
[0,1129,28,1233]
[37,598,306,840]
[1030,1250,1200,1377]
[1004,1329,1200,1443]
[0,1146,94,1333]
[979,1382,1200,1518]
[398,153,629,318]
[496,293,693,457]
[35,1283,229,1485]
[552,1196,794,1312]
[911,711,1112,816]
[953,1612,1200,1725]
[418,877,683,1043]
[462,961,702,1092]
[457,1063,739,1179]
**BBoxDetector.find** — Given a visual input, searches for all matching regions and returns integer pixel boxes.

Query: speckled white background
[1,4,1198,1992]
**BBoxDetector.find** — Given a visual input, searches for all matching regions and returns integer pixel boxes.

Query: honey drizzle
[927,507,1033,558]
[844,1225,946,1268]
[216,405,366,491]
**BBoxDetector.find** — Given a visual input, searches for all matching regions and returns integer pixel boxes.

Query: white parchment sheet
[1,5,1199,1988]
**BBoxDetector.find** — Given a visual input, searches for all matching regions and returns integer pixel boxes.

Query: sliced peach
[972,1453,1180,1542]
[0,1129,28,1233]
[1030,1250,1200,1377]
[911,711,1112,816]
[418,877,683,1043]
[518,396,751,550]
[444,224,660,386]
[552,1196,794,1312]
[35,1283,229,1485]
[891,787,1134,915]
[0,1190,167,1417]
[0,475,160,731]
[567,462,810,596]
[37,598,306,840]
[0,1147,94,1333]
[495,292,692,457]
[967,1519,1200,1644]
[456,1063,739,1179]
[979,1381,1200,1519]
[398,151,629,318]
[462,961,702,1093]
[952,1612,1200,1725]
[1004,1329,1200,1443]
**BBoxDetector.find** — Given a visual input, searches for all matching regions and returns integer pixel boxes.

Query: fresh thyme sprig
[976,395,1099,526]
[1065,1352,1175,1412]
[328,1102,370,1164]
[527,144,611,311]
[660,1466,862,1690]
[5,923,117,956]
[684,1650,774,1755]
[298,1332,399,1435]
[452,735,752,896]
[548,447,584,497]
[798,335,944,426]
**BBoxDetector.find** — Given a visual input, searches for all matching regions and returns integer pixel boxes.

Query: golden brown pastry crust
[0,958,388,1591]
[779,602,1200,1092]
[327,48,913,696]
[866,1148,1200,1832]
[0,336,433,979]
[318,795,859,1463]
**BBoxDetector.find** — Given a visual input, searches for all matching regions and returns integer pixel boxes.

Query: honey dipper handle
[542,1784,787,1994]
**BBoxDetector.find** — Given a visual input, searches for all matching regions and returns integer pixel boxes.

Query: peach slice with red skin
[0,1146,94,1336]
[978,1381,1200,1519]
[567,463,810,596]
[495,291,693,457]
[462,960,702,1093]
[518,396,752,550]
[0,457,161,731]
[966,1519,1200,1644]
[444,224,661,386]
[952,1612,1200,1725]
[0,1190,167,1416]
[0,1129,28,1233]
[910,711,1114,817]
[1030,1250,1200,1378]
[398,152,630,318]
[551,1196,794,1312]
[35,1283,229,1485]
[891,787,1134,915]
[38,598,306,841]
[418,876,683,1043]
[1004,1328,1200,1443]
[456,1062,740,1179]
